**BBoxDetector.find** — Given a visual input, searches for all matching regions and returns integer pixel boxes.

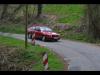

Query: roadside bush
[0,45,32,71]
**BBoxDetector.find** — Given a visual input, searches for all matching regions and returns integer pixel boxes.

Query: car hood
[42,31,60,35]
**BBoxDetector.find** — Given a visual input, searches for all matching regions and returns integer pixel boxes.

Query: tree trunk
[36,4,42,18]
[25,4,28,49]
[0,4,9,20]
[9,4,23,20]
[86,4,100,40]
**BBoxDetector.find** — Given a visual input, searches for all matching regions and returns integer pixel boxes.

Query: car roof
[36,26,48,28]
[31,24,48,26]
[28,24,53,29]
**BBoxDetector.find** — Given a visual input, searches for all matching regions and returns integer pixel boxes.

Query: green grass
[43,4,85,25]
[1,4,97,43]
[0,36,64,71]
[57,29,100,43]
[0,23,25,34]
[0,4,85,33]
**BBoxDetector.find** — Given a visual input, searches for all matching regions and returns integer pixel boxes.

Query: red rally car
[28,25,60,41]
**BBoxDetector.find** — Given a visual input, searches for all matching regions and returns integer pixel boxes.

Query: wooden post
[25,4,28,49]
[31,33,35,45]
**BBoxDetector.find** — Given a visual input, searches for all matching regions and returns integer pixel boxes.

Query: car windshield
[40,27,52,32]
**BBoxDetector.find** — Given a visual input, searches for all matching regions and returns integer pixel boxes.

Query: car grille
[52,35,59,37]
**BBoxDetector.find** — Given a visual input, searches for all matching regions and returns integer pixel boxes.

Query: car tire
[55,39,58,42]
[42,36,46,42]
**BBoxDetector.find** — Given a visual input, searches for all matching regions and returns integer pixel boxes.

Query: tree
[0,4,9,20]
[25,4,28,49]
[36,4,43,18]
[0,4,23,22]
[85,4,100,40]
[9,4,23,21]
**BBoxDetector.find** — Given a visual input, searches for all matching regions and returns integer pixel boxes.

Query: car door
[34,27,41,38]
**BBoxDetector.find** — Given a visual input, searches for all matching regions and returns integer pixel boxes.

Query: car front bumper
[45,36,60,41]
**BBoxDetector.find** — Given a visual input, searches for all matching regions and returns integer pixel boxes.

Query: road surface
[0,32,100,71]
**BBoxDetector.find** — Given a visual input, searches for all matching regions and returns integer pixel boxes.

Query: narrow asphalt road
[0,32,100,71]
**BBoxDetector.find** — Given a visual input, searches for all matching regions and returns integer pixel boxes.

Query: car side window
[35,27,41,31]
[30,27,35,30]
[32,27,35,30]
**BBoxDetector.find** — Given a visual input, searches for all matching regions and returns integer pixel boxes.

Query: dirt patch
[0,44,33,71]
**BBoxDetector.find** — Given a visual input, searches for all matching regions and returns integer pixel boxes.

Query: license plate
[54,37,58,39]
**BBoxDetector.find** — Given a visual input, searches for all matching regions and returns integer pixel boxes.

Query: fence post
[31,33,35,45]
[42,52,49,71]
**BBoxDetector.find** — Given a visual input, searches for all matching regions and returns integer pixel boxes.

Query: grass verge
[0,36,65,71]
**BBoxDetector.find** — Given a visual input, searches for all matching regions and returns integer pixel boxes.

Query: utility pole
[25,4,28,49]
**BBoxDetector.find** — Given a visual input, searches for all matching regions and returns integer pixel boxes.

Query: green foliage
[1,4,99,43]
[0,36,64,71]
[43,4,85,25]
[0,24,25,34]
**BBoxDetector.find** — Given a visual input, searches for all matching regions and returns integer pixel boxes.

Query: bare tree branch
[0,4,9,20]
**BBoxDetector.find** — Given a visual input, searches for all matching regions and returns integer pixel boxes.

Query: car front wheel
[54,39,58,42]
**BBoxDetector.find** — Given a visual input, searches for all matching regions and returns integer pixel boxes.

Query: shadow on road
[28,38,62,43]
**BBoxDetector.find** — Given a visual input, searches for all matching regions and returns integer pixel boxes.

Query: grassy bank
[0,23,25,34]
[0,4,98,43]
[43,4,85,25]
[0,36,64,71]
[0,4,84,33]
